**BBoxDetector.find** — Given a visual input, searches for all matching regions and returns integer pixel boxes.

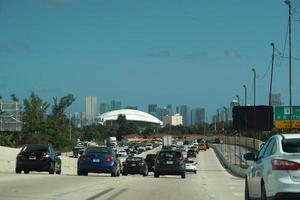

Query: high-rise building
[85,96,97,122]
[176,105,190,125]
[271,93,283,107]
[148,104,158,116]
[166,104,173,116]
[100,103,110,114]
[163,114,183,126]
[110,100,122,111]
[191,108,205,125]
[157,107,169,120]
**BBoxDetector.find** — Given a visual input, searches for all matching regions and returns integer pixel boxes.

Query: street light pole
[284,0,293,130]
[252,68,256,106]
[236,95,240,106]
[269,43,275,106]
[243,85,247,106]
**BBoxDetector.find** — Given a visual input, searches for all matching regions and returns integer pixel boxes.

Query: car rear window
[127,157,142,162]
[86,147,111,154]
[158,151,181,159]
[186,160,195,164]
[282,139,300,153]
[21,144,48,152]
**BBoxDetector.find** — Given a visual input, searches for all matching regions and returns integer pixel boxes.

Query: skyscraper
[100,103,110,114]
[85,96,97,122]
[176,105,190,126]
[110,100,122,111]
[148,104,158,116]
[191,108,205,125]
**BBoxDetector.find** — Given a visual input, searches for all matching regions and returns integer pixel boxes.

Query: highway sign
[275,106,300,129]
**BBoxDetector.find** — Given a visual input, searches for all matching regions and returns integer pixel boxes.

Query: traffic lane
[0,173,138,200]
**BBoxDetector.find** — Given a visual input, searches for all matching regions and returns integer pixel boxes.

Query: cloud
[178,52,209,61]
[147,50,171,58]
[0,41,32,54]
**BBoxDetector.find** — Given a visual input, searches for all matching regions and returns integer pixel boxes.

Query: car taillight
[179,156,184,165]
[79,155,86,161]
[16,154,24,161]
[272,159,300,171]
[139,162,144,166]
[105,156,114,162]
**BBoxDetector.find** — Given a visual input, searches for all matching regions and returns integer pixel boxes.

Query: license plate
[29,156,36,160]
[131,164,136,166]
[166,161,173,164]
[93,159,100,162]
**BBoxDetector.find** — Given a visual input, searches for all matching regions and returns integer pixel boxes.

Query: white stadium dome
[98,109,163,126]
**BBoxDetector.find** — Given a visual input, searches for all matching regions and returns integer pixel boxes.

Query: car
[198,143,207,151]
[244,134,300,200]
[145,143,153,150]
[117,150,128,157]
[145,154,156,172]
[73,145,85,158]
[15,144,61,175]
[185,159,197,174]
[77,146,121,177]
[189,145,199,154]
[154,150,185,179]
[122,156,148,176]
[187,149,197,158]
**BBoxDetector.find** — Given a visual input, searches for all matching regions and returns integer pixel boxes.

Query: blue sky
[0,0,299,119]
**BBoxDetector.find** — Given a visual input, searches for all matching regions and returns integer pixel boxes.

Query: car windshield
[159,151,181,159]
[21,145,48,153]
[282,139,300,153]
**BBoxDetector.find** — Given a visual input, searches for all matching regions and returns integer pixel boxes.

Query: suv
[77,146,121,177]
[154,150,185,179]
[15,144,61,174]
[244,134,300,200]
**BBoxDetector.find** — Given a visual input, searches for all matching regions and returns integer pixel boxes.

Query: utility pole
[269,43,275,106]
[236,95,240,106]
[284,0,293,131]
[243,85,247,106]
[252,68,256,106]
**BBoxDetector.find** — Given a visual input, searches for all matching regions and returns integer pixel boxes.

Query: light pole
[269,43,275,106]
[284,0,293,130]
[243,85,247,106]
[236,95,240,106]
[252,68,256,106]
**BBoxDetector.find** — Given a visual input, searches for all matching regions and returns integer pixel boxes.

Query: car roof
[280,134,300,139]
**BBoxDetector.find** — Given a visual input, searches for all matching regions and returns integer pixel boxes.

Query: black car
[122,156,148,176]
[15,144,61,174]
[187,150,197,158]
[145,154,156,172]
[154,150,185,179]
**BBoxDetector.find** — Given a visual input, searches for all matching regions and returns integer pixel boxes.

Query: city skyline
[0,0,299,119]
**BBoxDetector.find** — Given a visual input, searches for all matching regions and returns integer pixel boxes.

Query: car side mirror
[243,152,256,161]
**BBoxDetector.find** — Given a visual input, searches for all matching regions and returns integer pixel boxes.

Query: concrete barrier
[0,146,77,175]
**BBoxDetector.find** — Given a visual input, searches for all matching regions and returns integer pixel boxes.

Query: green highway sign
[275,106,300,120]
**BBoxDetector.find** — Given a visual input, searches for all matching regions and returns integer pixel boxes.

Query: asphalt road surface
[0,149,244,200]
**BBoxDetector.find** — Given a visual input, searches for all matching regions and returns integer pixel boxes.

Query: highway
[0,148,244,200]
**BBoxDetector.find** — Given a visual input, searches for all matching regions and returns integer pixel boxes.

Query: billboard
[232,106,273,131]
[275,106,300,129]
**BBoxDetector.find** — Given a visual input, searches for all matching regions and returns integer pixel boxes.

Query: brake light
[79,155,86,161]
[105,156,114,162]
[16,154,24,161]
[272,159,300,171]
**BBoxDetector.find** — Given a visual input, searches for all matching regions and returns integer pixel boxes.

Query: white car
[118,150,127,157]
[244,134,300,200]
[145,143,153,150]
[185,159,197,174]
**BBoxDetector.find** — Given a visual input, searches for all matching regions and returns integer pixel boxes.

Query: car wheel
[181,173,186,179]
[117,170,121,177]
[154,172,159,178]
[15,168,21,174]
[56,169,61,175]
[245,179,250,200]
[77,170,83,176]
[194,171,197,174]
[261,182,267,200]
[111,171,116,177]
[24,170,30,174]
[143,170,148,177]
[122,173,127,176]
[83,171,88,176]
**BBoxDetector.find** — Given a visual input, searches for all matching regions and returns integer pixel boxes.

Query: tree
[11,93,19,102]
[116,114,139,140]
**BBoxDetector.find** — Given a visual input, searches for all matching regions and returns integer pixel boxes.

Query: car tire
[117,170,121,177]
[181,173,186,179]
[77,170,83,176]
[56,169,61,175]
[261,182,267,200]
[111,171,116,177]
[24,170,29,174]
[194,171,197,174]
[245,179,250,200]
[154,172,159,178]
[122,173,128,176]
[15,168,21,174]
[143,170,148,177]
[83,171,88,176]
